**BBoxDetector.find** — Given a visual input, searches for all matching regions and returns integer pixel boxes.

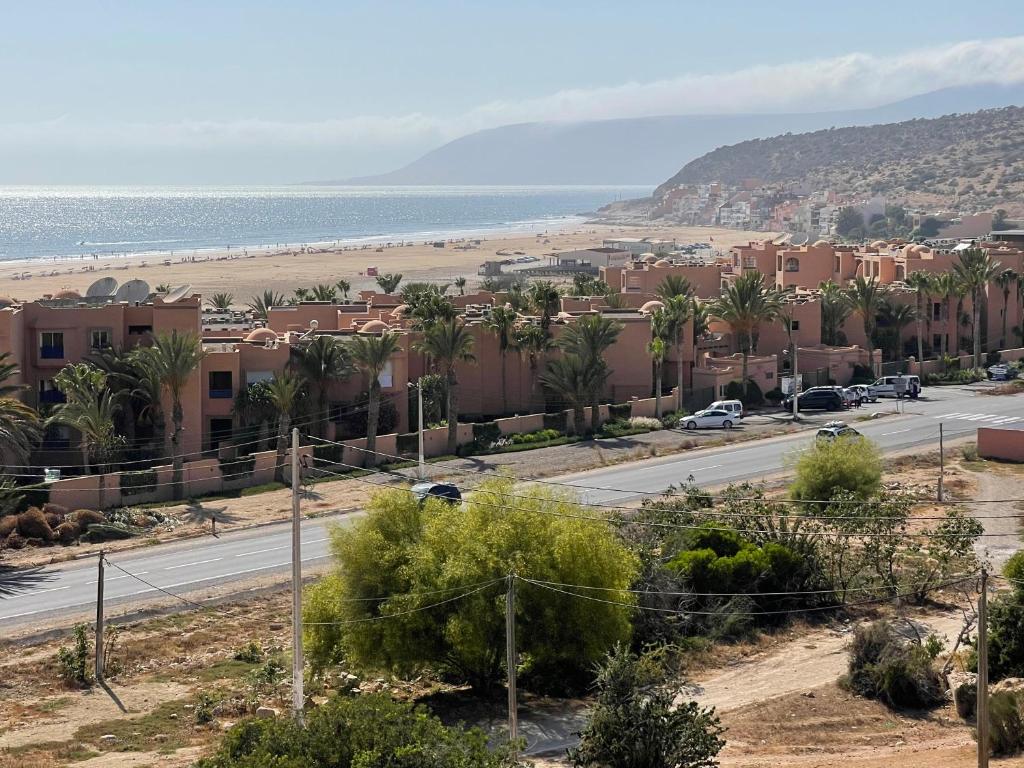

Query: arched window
[785,257,800,272]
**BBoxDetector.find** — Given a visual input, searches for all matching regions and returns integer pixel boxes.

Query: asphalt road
[2,384,1020,631]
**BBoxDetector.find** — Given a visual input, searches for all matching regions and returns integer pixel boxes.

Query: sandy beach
[0,224,774,303]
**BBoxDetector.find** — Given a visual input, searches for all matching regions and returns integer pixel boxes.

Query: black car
[781,389,845,412]
[411,481,462,505]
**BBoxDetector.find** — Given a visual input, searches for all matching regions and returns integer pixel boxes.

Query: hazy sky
[4,0,1024,183]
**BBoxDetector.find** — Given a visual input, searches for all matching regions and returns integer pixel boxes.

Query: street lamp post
[408,379,425,479]
[785,339,800,420]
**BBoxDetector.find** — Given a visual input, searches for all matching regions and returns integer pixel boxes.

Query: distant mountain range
[655,104,1024,212]
[314,82,1024,186]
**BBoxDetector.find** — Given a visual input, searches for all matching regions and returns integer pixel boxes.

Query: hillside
[325,82,1024,186]
[658,105,1024,211]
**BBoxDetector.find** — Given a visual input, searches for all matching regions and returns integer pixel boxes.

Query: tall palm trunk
[274,413,289,483]
[365,382,380,467]
[171,399,184,500]
[653,361,663,418]
[590,389,601,434]
[500,350,508,416]
[1002,289,1010,349]
[915,293,925,377]
[676,334,685,413]
[572,405,585,436]
[972,289,982,368]
[446,371,458,456]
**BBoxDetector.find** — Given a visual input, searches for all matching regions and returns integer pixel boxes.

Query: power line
[302,579,505,626]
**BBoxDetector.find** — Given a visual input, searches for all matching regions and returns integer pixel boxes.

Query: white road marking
[881,428,912,436]
[87,571,147,585]
[234,545,286,558]
[164,557,222,571]
[688,464,722,472]
[18,585,71,597]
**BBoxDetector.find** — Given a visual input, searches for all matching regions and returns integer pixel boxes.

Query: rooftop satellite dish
[771,233,792,246]
[163,283,192,304]
[86,277,118,297]
[790,234,810,247]
[114,279,151,303]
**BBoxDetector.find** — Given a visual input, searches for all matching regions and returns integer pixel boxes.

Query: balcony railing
[40,345,64,359]
[209,388,233,399]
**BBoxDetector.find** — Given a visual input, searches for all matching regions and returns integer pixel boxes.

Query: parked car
[844,383,878,404]
[411,482,462,505]
[680,408,737,430]
[781,389,845,412]
[871,375,922,398]
[815,421,862,441]
[707,399,744,419]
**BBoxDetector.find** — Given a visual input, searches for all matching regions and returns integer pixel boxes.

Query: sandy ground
[0,224,771,303]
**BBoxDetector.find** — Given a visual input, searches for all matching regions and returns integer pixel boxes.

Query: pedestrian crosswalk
[932,412,1024,425]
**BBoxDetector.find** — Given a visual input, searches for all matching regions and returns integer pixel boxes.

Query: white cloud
[3,35,1024,155]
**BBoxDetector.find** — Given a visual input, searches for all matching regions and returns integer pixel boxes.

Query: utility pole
[792,338,800,421]
[95,551,105,682]
[417,380,425,480]
[506,573,518,758]
[291,427,304,720]
[938,422,945,502]
[978,568,989,768]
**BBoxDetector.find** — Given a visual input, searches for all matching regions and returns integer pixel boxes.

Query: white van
[707,399,744,419]
[871,375,921,399]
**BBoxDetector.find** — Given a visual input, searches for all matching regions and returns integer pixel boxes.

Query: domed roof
[359,320,389,334]
[640,253,658,264]
[54,289,81,300]
[392,304,408,316]
[640,300,665,314]
[244,328,278,343]
[870,240,888,249]
[653,259,671,267]
[813,239,830,248]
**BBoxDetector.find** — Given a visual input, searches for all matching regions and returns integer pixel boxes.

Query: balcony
[40,345,65,360]
[39,390,66,404]
[209,389,233,399]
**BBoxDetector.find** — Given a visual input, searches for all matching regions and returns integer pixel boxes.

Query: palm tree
[248,290,286,321]
[409,294,457,328]
[155,283,171,293]
[0,353,40,465]
[290,335,354,437]
[137,331,205,500]
[375,273,403,294]
[995,268,1017,349]
[690,298,711,366]
[655,274,693,301]
[529,281,561,336]
[954,248,1001,368]
[660,296,691,412]
[539,355,593,436]
[845,276,888,374]
[233,381,276,452]
[86,345,144,445]
[905,271,932,375]
[454,276,467,296]
[266,371,302,483]
[415,319,475,456]
[712,271,783,398]
[648,309,670,418]
[293,287,310,303]
[349,331,402,466]
[931,272,957,356]
[514,323,553,411]
[558,314,622,433]
[311,283,337,302]
[209,293,234,311]
[483,306,518,415]
[875,301,917,361]
[335,279,351,300]
[818,280,852,346]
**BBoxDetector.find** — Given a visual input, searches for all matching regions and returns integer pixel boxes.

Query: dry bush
[70,509,105,529]
[5,532,26,549]
[42,502,68,517]
[17,508,53,540]
[0,515,16,538]
[44,512,62,529]
[55,520,81,545]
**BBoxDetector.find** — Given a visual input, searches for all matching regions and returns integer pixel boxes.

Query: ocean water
[0,185,648,261]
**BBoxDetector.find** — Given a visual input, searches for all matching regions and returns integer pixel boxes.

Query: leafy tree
[208,292,234,310]
[233,381,276,452]
[712,271,782,399]
[954,247,1002,368]
[913,216,943,237]
[569,645,725,768]
[788,435,882,503]
[247,290,286,321]
[305,479,638,694]
[993,208,1011,231]
[375,272,403,294]
[133,331,204,499]
[415,319,475,456]
[266,371,302,483]
[199,693,508,768]
[349,331,402,466]
[846,276,888,369]
[986,555,1024,683]
[835,206,865,238]
[290,335,354,437]
[482,306,518,415]
[559,314,622,433]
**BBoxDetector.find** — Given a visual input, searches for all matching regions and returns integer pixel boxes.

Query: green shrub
[764,387,784,403]
[17,507,54,540]
[961,443,980,462]
[119,470,157,498]
[233,641,264,664]
[543,411,568,432]
[396,432,419,456]
[336,395,397,440]
[199,693,507,768]
[194,691,218,725]
[986,589,1024,683]
[851,363,876,384]
[843,620,944,709]
[56,624,93,687]
[310,444,342,466]
[608,403,631,421]
[599,420,649,439]
[510,428,562,445]
[219,454,256,479]
[1005,552,1024,583]
[990,691,1024,756]
[789,435,882,503]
